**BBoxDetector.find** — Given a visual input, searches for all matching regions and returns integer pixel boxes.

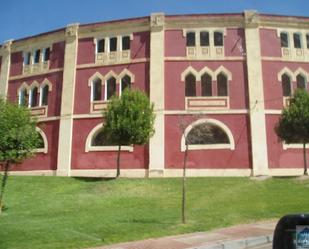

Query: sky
[1,0,309,43]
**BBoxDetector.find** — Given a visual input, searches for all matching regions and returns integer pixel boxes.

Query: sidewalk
[89,220,276,249]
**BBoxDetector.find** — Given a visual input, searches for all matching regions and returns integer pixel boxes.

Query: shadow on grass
[73,177,117,182]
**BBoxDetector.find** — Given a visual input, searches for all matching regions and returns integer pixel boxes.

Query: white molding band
[4,170,56,176]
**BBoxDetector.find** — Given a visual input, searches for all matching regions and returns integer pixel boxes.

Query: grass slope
[0,176,308,249]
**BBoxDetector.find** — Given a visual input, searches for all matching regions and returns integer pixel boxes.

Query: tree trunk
[182,143,188,224]
[0,161,10,213]
[116,145,121,178]
[303,143,308,176]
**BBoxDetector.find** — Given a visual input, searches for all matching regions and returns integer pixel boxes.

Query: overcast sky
[1,0,308,43]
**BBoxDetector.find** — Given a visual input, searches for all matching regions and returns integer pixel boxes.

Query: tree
[102,89,155,178]
[275,89,309,175]
[0,99,40,212]
[178,114,204,224]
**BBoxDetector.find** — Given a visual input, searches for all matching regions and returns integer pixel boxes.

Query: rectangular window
[306,34,309,49]
[186,32,195,47]
[34,49,41,63]
[43,47,50,62]
[97,39,105,53]
[293,33,302,49]
[280,32,289,48]
[24,52,31,65]
[200,31,209,46]
[109,37,117,52]
[122,36,130,50]
[214,32,223,46]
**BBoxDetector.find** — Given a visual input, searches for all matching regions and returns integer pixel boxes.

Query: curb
[192,234,273,249]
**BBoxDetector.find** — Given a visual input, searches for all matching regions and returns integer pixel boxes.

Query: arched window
[280,32,289,48]
[214,31,223,46]
[121,75,131,94]
[281,74,292,96]
[181,119,235,151]
[217,73,228,96]
[106,77,116,100]
[30,87,39,107]
[91,128,116,146]
[187,123,229,145]
[40,85,49,106]
[85,123,133,152]
[201,73,212,96]
[92,78,102,101]
[34,127,48,153]
[19,88,29,107]
[293,33,302,49]
[185,74,196,97]
[296,74,306,90]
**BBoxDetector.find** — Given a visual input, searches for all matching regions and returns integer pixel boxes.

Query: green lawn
[0,176,308,249]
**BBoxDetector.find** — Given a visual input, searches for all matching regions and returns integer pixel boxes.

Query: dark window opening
[280,32,289,48]
[92,78,102,101]
[297,74,306,90]
[200,31,209,46]
[187,123,229,145]
[91,129,118,146]
[282,74,292,97]
[30,87,38,107]
[186,32,196,47]
[217,73,228,96]
[122,36,130,50]
[43,48,50,62]
[109,37,117,52]
[20,89,29,106]
[41,85,49,106]
[24,52,31,65]
[214,32,223,46]
[185,74,196,97]
[34,49,40,63]
[201,73,212,96]
[36,132,45,149]
[306,34,309,49]
[293,33,302,49]
[107,77,116,100]
[121,75,131,92]
[97,39,105,53]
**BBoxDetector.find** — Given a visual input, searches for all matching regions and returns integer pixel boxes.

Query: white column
[149,13,165,177]
[56,23,79,176]
[244,11,269,176]
[0,40,13,98]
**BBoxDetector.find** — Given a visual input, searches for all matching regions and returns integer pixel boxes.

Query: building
[0,10,308,177]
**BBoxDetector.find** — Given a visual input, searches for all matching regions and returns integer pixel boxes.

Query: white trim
[269,168,304,176]
[164,109,248,115]
[214,65,232,80]
[277,67,295,81]
[34,127,48,154]
[85,123,133,152]
[3,170,56,176]
[71,169,147,178]
[163,169,251,177]
[180,118,235,152]
[199,66,215,79]
[283,142,309,150]
[181,66,200,81]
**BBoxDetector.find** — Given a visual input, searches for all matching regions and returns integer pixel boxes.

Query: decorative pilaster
[56,23,79,176]
[244,10,269,176]
[149,13,165,177]
[0,40,13,98]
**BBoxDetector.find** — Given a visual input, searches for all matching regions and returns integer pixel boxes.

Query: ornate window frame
[39,78,52,106]
[34,127,48,154]
[180,118,235,151]
[85,123,133,152]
